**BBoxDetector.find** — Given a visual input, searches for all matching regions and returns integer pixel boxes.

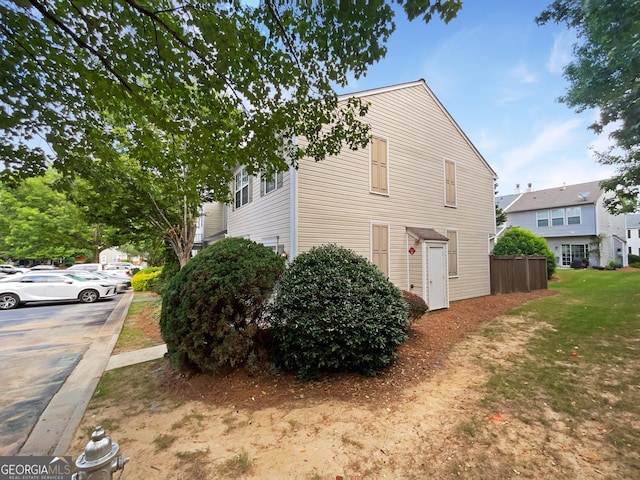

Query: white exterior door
[427,245,448,310]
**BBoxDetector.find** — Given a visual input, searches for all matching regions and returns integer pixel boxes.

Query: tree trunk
[165,216,197,269]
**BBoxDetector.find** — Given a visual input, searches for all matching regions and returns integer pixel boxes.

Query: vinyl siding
[507,204,598,237]
[296,83,495,302]
[202,202,226,239]
[227,171,291,254]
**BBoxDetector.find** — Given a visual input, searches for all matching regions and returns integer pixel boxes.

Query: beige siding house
[207,79,497,310]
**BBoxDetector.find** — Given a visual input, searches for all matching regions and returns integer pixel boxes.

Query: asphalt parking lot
[0,297,120,455]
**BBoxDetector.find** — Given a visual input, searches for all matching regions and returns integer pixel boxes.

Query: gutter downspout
[289,137,299,260]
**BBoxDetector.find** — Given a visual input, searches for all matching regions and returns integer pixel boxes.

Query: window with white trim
[551,209,564,226]
[234,168,250,209]
[536,210,549,227]
[261,172,283,196]
[566,207,581,225]
[561,244,588,267]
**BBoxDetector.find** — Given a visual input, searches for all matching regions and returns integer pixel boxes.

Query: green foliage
[493,227,557,279]
[605,260,619,270]
[1,1,462,264]
[268,244,409,380]
[628,254,640,265]
[0,171,113,260]
[131,268,163,292]
[159,237,286,374]
[536,0,640,212]
[483,269,640,478]
[154,245,181,295]
[402,290,429,321]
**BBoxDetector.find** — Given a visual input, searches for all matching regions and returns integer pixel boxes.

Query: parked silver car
[0,273,118,310]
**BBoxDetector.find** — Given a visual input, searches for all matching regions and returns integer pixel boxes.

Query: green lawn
[481,268,640,473]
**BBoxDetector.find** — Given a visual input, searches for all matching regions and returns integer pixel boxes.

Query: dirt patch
[69,288,631,479]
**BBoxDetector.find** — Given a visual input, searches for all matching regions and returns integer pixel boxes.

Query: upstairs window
[566,207,581,225]
[370,136,388,194]
[536,210,549,227]
[444,159,456,206]
[261,172,283,196]
[551,209,564,226]
[234,168,251,209]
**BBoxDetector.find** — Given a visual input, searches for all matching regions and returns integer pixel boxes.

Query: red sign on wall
[408,247,416,255]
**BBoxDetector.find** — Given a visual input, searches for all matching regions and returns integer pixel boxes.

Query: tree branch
[28,0,133,92]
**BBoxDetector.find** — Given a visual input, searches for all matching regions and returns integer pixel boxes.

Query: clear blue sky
[334,1,616,196]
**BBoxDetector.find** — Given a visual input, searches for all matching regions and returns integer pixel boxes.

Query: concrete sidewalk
[19,292,167,456]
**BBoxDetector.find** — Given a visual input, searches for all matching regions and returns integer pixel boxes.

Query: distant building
[499,180,627,268]
[626,213,640,259]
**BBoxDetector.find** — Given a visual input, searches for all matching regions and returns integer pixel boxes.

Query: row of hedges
[160,239,425,380]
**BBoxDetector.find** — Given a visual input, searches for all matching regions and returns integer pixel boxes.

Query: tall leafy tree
[0,171,120,261]
[537,0,640,212]
[0,1,462,266]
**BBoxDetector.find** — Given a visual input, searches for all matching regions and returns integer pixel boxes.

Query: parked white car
[48,270,130,293]
[66,263,106,272]
[0,272,118,310]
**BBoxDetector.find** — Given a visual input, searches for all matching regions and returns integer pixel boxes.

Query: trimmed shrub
[493,227,556,279]
[402,290,428,321]
[268,244,409,380]
[628,254,640,265]
[160,237,286,374]
[131,267,162,292]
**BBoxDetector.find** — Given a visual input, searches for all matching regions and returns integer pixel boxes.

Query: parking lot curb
[18,291,134,456]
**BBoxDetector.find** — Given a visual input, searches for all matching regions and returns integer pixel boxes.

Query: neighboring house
[99,247,146,266]
[495,192,522,236]
[626,213,640,259]
[193,202,227,255]
[99,247,130,265]
[501,180,627,268]
[200,79,498,310]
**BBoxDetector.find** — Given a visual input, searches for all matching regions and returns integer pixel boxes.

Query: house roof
[495,193,522,211]
[407,227,449,242]
[505,180,605,213]
[339,79,498,180]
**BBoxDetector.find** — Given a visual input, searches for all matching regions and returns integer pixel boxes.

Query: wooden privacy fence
[490,255,548,295]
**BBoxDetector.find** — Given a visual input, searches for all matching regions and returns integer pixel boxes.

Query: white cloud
[547,31,574,75]
[493,117,619,194]
[510,61,537,84]
[475,128,502,154]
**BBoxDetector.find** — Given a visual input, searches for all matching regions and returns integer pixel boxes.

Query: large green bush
[493,227,557,279]
[268,244,409,379]
[160,237,286,374]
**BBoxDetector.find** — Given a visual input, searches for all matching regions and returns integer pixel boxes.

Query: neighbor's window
[536,210,549,227]
[235,168,250,208]
[370,136,388,194]
[561,243,588,267]
[551,209,564,226]
[447,229,458,277]
[566,207,581,225]
[261,172,283,196]
[444,159,456,206]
